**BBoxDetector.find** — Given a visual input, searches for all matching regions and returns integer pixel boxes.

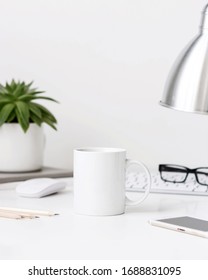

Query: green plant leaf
[5,82,12,92]
[29,112,42,126]
[0,98,12,105]
[0,84,6,93]
[0,104,15,126]
[42,116,57,130]
[13,83,23,97]
[0,84,4,89]
[0,94,15,102]
[34,103,57,123]
[33,96,58,103]
[15,101,30,132]
[10,79,17,91]
[26,81,33,89]
[15,108,29,132]
[6,110,16,123]
[28,103,42,119]
[18,92,45,101]
[29,91,45,95]
[27,88,45,95]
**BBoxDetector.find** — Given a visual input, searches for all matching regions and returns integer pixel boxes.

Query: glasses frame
[159,164,208,186]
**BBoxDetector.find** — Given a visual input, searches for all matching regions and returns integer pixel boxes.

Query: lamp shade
[160,4,208,114]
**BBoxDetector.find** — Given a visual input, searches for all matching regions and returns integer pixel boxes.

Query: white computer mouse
[16,178,67,198]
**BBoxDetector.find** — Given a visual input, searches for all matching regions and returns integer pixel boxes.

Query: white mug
[73,148,151,216]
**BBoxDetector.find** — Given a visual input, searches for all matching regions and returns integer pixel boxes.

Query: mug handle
[125,159,151,206]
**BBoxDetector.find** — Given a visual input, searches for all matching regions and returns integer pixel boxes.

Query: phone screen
[158,216,208,232]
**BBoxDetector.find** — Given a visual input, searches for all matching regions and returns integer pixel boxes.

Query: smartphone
[149,216,208,238]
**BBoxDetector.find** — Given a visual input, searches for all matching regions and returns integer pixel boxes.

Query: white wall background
[0,0,208,171]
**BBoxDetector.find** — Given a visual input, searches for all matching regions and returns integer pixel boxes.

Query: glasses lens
[160,165,187,183]
[196,168,208,186]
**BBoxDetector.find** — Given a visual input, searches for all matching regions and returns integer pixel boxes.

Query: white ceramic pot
[0,123,45,172]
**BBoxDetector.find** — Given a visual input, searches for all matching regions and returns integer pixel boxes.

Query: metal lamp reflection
[160,4,208,114]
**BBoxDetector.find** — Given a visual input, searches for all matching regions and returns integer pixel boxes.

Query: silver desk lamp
[160,4,208,114]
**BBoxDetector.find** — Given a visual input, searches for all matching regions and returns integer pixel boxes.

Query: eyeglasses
[159,164,208,186]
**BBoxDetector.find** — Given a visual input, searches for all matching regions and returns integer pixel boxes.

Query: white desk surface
[0,178,208,260]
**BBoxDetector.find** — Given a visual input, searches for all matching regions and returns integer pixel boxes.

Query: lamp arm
[200,4,208,32]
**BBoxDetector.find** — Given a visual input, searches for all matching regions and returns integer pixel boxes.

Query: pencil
[0,210,23,220]
[0,207,58,217]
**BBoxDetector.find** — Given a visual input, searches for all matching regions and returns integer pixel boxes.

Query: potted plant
[0,80,58,172]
